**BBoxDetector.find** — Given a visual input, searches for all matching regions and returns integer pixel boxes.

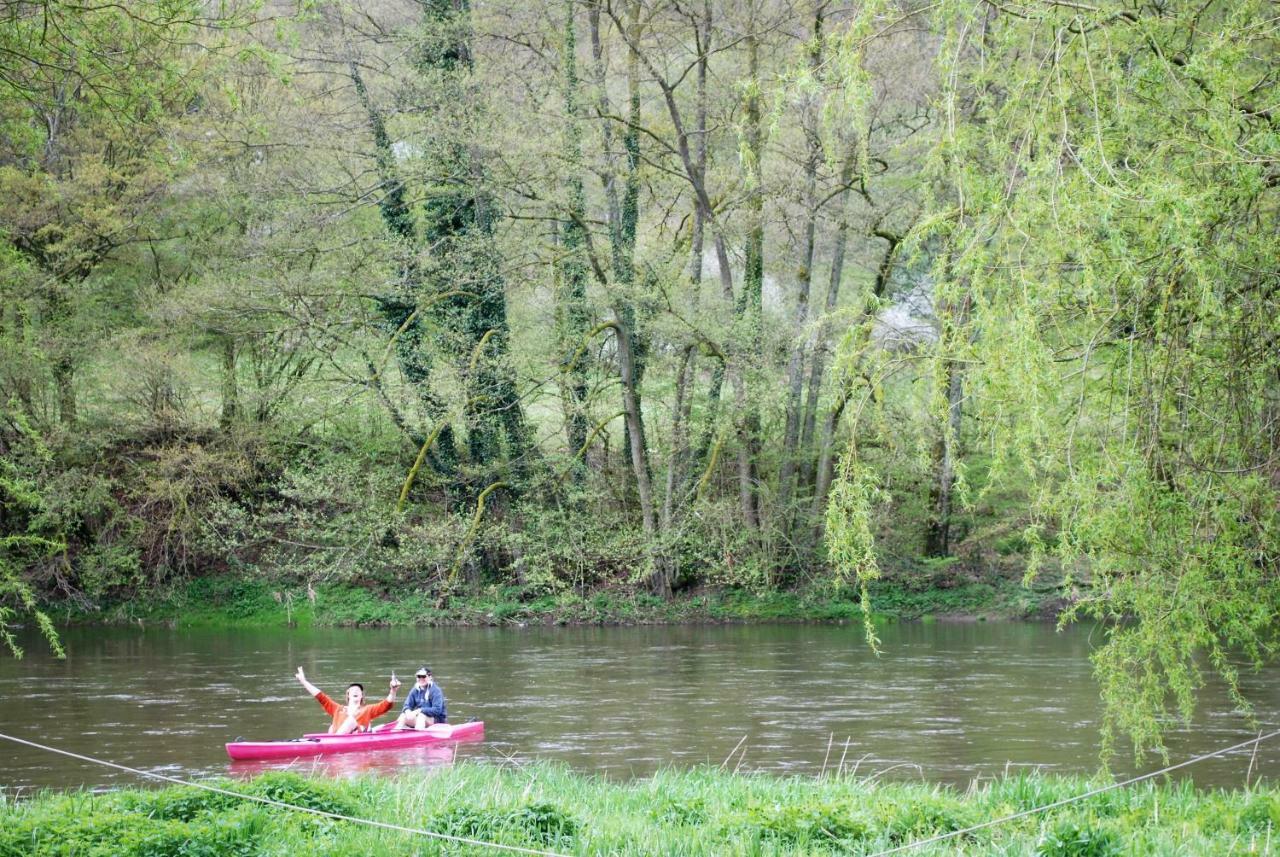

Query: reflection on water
[0,621,1277,791]
[226,739,468,780]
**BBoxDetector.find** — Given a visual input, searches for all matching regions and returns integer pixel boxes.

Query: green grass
[2,765,1277,855]
[45,573,1062,631]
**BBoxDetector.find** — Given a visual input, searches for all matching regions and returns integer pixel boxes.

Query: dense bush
[428,801,579,847]
[1034,817,1122,857]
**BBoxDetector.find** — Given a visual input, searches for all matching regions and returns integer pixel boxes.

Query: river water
[1,621,1277,792]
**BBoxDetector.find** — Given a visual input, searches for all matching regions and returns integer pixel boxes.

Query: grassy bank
[44,572,1062,630]
[3,764,1277,855]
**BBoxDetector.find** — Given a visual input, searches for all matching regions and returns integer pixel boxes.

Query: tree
[831,0,1280,761]
[0,0,221,429]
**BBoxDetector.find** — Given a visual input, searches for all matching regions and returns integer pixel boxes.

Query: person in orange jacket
[294,666,400,734]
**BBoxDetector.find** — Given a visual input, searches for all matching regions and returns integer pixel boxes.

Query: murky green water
[1,621,1276,792]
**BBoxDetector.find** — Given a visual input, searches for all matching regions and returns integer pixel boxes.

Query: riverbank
[43,571,1065,629]
[2,764,1274,855]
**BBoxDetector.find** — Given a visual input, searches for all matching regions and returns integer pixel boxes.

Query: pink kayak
[226,720,484,761]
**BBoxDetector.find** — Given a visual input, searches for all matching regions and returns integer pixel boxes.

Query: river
[1,621,1276,792]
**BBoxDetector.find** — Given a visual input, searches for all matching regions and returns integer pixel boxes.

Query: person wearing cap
[393,667,447,730]
[295,666,400,734]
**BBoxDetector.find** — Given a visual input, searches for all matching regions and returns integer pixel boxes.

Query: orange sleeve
[314,691,339,717]
[359,698,393,725]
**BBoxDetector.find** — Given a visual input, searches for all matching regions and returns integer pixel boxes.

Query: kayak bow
[225,721,484,761]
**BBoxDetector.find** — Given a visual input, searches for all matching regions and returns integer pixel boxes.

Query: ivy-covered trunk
[415,0,530,488]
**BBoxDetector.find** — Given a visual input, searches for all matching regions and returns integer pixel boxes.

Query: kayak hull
[226,720,484,761]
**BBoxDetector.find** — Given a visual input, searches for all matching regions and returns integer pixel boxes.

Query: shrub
[877,793,978,845]
[241,772,356,817]
[428,803,578,847]
[1240,795,1280,833]
[1035,817,1121,857]
[429,805,499,840]
[503,803,579,844]
[118,786,237,821]
[744,800,869,849]
[651,798,709,827]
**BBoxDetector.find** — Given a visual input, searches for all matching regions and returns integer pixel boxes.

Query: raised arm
[385,675,401,704]
[295,666,321,697]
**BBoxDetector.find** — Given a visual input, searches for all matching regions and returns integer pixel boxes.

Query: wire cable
[5,727,1274,857]
[0,731,570,857]
[864,728,1280,856]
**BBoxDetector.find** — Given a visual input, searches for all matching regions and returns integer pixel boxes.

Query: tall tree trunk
[6,303,36,418]
[811,377,854,532]
[558,0,591,466]
[416,0,530,484]
[612,318,666,597]
[614,0,650,483]
[688,0,711,293]
[348,56,460,472]
[219,336,238,430]
[589,0,649,491]
[588,1,620,226]
[53,356,75,427]
[684,0,722,489]
[799,145,858,490]
[925,285,969,557]
[734,11,763,529]
[810,227,902,525]
[925,354,964,556]
[666,0,712,523]
[617,0,640,278]
[778,5,825,526]
[662,344,696,530]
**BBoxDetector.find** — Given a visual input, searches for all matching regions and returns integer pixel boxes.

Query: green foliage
[951,0,1279,761]
[0,0,1045,649]
[58,572,1057,629]
[503,803,580,844]
[0,405,63,657]
[1035,817,1122,857]
[826,454,888,646]
[4,0,1271,770]
[197,448,472,594]
[0,774,357,857]
[429,802,579,846]
[825,0,1280,760]
[876,792,977,844]
[503,499,646,594]
[0,800,281,857]
[744,800,869,849]
[1239,795,1280,833]
[241,772,356,817]
[6,766,1280,856]
[651,797,709,827]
